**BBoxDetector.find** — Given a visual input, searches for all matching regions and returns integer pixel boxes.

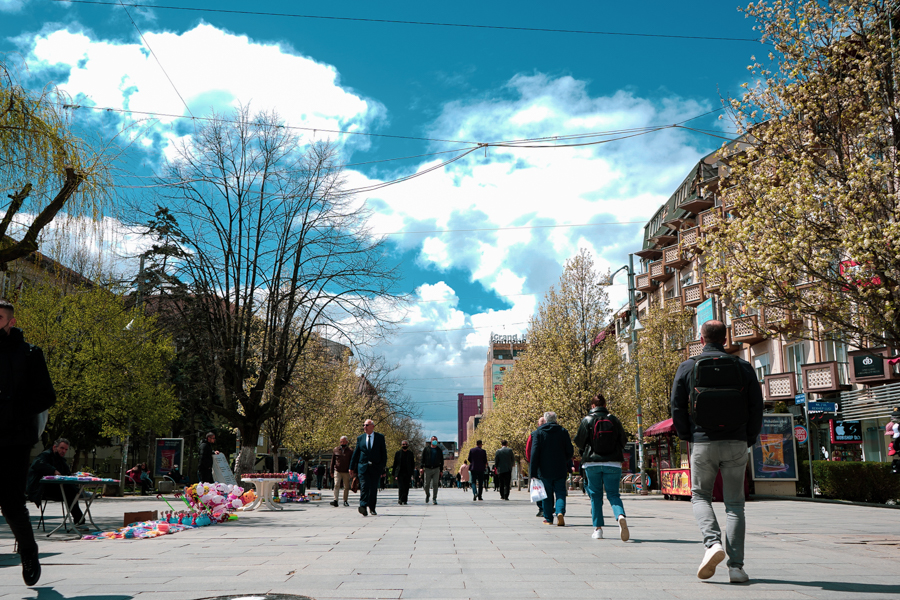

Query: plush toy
[886,407,900,456]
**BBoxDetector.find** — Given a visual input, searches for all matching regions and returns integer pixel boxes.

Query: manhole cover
[200,596,314,600]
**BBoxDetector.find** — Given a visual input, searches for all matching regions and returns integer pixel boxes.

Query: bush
[800,461,900,504]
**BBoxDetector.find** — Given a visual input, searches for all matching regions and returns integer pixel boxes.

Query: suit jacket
[350,431,387,475]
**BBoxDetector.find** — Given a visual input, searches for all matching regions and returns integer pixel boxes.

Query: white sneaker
[729,567,749,583]
[618,516,630,541]
[592,528,603,539]
[697,543,726,580]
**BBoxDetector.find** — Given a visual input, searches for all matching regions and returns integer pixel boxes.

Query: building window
[753,354,770,383]
[785,342,808,391]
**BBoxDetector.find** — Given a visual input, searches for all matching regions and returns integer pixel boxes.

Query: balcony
[649,260,673,282]
[635,272,658,293]
[801,361,851,394]
[665,296,682,312]
[679,226,701,251]
[635,248,663,261]
[678,192,715,215]
[685,339,704,360]
[723,330,742,354]
[731,315,766,345]
[651,232,678,247]
[763,372,797,402]
[698,208,721,232]
[682,282,705,307]
[761,306,801,333]
[704,272,723,293]
[663,245,689,270]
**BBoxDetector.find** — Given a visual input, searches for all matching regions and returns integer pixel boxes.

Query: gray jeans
[423,467,440,501]
[690,440,748,568]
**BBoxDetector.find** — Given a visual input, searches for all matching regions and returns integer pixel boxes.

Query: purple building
[457,393,484,446]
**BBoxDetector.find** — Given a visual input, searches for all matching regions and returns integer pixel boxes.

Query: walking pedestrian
[198,432,219,483]
[349,419,387,516]
[0,298,56,586]
[315,464,326,490]
[671,320,763,583]
[392,440,416,505]
[526,416,546,517]
[467,440,488,501]
[459,460,470,491]
[329,436,353,507]
[574,393,629,540]
[529,412,574,526]
[421,435,444,504]
[494,441,515,500]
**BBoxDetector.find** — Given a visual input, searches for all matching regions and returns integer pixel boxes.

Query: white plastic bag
[529,478,547,503]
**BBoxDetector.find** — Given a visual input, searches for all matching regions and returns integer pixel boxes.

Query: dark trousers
[497,471,512,499]
[359,468,381,509]
[1,444,38,554]
[471,473,484,498]
[397,474,411,503]
[198,468,213,484]
[41,484,85,524]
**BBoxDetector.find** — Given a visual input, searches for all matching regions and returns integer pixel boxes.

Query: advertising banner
[696,298,715,328]
[491,364,510,403]
[660,469,691,496]
[154,438,184,477]
[830,420,862,444]
[751,414,798,481]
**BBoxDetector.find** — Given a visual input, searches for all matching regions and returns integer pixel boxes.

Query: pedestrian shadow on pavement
[726,579,897,594]
[30,588,132,600]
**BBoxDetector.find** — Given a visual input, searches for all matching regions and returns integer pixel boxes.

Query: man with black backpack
[671,320,763,584]
[574,393,629,541]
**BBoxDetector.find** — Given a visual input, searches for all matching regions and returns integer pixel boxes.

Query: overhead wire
[51,1,763,43]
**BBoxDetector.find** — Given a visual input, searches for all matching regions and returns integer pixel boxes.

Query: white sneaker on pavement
[592,528,603,539]
[729,567,749,583]
[617,515,629,541]
[697,543,726,580]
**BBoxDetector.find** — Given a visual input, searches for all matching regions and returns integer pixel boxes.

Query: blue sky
[1,0,762,440]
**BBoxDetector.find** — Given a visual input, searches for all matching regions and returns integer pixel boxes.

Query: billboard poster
[154,438,184,477]
[492,364,510,403]
[660,468,691,496]
[751,414,798,481]
[696,298,715,328]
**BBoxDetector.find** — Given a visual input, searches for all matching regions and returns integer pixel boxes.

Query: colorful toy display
[43,471,118,483]
[183,482,256,517]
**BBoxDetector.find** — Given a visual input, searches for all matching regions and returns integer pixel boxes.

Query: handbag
[529,478,547,502]
[350,476,360,493]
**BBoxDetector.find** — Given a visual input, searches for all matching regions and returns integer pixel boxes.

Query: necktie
[368,434,372,449]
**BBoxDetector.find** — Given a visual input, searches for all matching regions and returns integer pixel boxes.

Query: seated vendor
[126,463,153,496]
[26,438,86,525]
[168,465,189,485]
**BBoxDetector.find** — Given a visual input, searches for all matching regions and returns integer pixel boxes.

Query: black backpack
[689,354,749,430]
[589,413,619,456]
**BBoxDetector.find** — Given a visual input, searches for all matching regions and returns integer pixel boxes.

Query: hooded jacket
[528,421,574,481]
[574,407,627,463]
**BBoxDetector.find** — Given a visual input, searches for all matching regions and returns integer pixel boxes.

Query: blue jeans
[690,441,748,568]
[540,477,567,517]
[584,465,625,527]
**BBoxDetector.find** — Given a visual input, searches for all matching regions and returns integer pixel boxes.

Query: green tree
[704,0,900,347]
[14,283,178,455]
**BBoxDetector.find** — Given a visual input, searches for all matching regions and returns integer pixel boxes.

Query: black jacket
[529,421,574,481]
[198,440,214,470]
[494,446,515,473]
[0,327,56,447]
[26,448,71,503]
[671,343,765,445]
[392,448,416,477]
[421,445,444,470]
[574,407,627,463]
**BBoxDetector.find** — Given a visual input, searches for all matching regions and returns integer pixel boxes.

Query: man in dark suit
[349,419,387,516]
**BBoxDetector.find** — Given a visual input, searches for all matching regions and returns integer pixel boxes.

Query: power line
[53,1,763,43]
[391,322,528,335]
[374,221,647,236]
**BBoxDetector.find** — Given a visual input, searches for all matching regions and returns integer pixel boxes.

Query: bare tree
[139,106,402,477]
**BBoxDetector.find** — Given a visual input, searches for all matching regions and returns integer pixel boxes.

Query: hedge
[798,461,900,504]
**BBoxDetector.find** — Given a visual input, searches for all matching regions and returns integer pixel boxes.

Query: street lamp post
[607,254,647,495]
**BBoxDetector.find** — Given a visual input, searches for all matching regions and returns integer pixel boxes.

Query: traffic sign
[808,401,837,413]
[794,425,808,444]
[794,393,806,404]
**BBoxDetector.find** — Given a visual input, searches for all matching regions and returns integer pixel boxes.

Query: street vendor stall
[644,418,691,500]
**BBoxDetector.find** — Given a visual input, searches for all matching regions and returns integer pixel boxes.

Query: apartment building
[482,332,527,413]
[627,147,899,464]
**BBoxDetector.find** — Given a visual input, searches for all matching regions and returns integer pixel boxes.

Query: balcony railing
[682,282,705,307]
[679,226,701,250]
[763,372,797,401]
[635,272,658,292]
[649,260,673,282]
[801,361,851,393]
[731,315,766,344]
[723,329,742,354]
[665,296,682,312]
[698,208,720,232]
[678,191,715,215]
[685,339,704,359]
[762,306,801,333]
[663,244,689,270]
[704,272,723,293]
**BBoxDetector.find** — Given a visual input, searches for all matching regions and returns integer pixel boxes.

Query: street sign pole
[804,403,814,499]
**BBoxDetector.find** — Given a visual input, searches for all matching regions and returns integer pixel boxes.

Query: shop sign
[696,298,715,327]
[830,420,862,444]
[839,260,882,290]
[751,414,799,481]
[660,468,691,497]
[853,354,885,379]
[807,401,837,413]
[794,425,808,444]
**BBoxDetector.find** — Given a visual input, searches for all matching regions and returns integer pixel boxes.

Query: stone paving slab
[2,487,900,599]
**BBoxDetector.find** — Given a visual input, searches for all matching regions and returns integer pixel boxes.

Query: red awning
[643,418,676,437]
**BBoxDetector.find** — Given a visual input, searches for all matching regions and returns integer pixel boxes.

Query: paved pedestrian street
[1,488,898,600]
